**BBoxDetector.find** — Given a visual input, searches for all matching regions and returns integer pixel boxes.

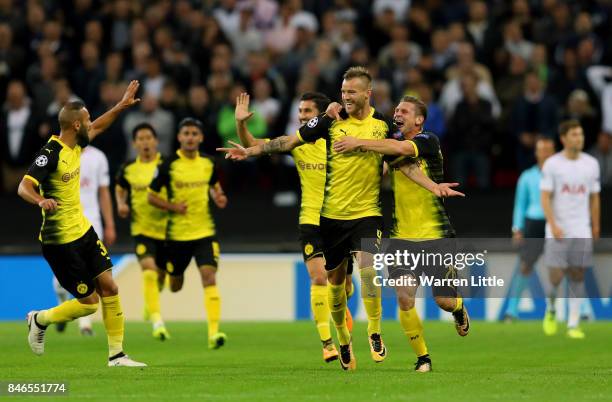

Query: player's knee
[99,283,119,297]
[397,293,415,310]
[311,272,327,286]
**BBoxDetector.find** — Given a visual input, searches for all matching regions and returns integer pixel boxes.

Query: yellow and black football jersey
[297,108,395,220]
[149,150,218,241]
[290,135,326,226]
[24,136,91,244]
[116,153,168,240]
[390,132,455,239]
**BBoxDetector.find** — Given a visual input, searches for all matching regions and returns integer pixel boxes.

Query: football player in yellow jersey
[334,95,470,373]
[232,92,355,363]
[116,122,170,341]
[18,80,146,366]
[148,118,228,349]
[219,67,457,371]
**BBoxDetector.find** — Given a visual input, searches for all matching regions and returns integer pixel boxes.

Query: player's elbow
[17,180,29,200]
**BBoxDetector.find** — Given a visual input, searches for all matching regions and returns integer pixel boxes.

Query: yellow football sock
[204,285,221,338]
[37,299,98,325]
[101,295,124,357]
[311,285,331,341]
[399,308,428,357]
[360,266,382,335]
[328,282,350,345]
[142,269,162,323]
[452,296,463,313]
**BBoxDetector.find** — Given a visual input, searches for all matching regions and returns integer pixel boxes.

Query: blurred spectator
[125,41,151,82]
[104,52,124,83]
[503,20,534,61]
[226,3,263,66]
[217,83,267,148]
[427,28,455,75]
[84,20,106,57]
[407,4,433,49]
[42,78,82,136]
[72,41,104,110]
[588,132,612,187]
[213,0,241,38]
[447,72,495,188]
[26,53,59,117]
[183,85,219,155]
[107,0,134,52]
[142,56,166,100]
[495,55,528,123]
[0,80,42,193]
[0,23,26,101]
[252,78,281,127]
[159,80,186,127]
[123,94,175,158]
[511,71,558,171]
[371,79,393,118]
[586,65,612,134]
[415,84,445,140]
[440,42,500,118]
[562,89,599,150]
[465,0,493,57]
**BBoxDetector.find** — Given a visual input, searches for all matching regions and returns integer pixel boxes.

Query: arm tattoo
[262,136,291,154]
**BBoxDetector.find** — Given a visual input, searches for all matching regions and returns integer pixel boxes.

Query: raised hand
[325,102,343,121]
[118,80,141,109]
[217,141,249,161]
[235,92,254,123]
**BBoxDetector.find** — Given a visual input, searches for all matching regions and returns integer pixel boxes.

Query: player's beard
[76,125,90,148]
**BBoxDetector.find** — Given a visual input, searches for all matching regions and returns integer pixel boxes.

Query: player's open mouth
[394,119,404,128]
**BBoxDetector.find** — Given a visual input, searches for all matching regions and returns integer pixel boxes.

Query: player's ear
[416,116,424,126]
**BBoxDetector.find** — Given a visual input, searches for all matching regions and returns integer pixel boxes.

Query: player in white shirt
[53,145,116,335]
[540,120,600,339]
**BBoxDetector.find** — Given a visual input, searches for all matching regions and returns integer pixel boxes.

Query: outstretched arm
[235,92,267,147]
[89,80,141,140]
[398,163,465,198]
[334,137,417,156]
[218,135,302,160]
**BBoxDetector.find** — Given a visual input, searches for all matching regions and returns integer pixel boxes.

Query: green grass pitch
[0,321,610,401]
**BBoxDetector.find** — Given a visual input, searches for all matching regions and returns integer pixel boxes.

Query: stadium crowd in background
[2,0,612,195]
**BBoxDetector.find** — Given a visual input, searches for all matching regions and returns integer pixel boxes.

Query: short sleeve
[149,159,171,193]
[409,133,440,158]
[590,159,601,193]
[115,163,130,189]
[540,160,554,191]
[24,146,60,186]
[297,113,333,143]
[98,152,110,187]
